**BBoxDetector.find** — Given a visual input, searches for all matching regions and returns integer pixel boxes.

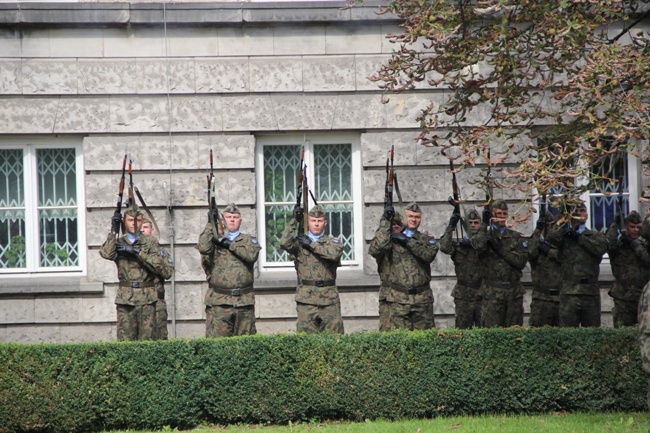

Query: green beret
[223,203,241,214]
[492,199,508,210]
[405,202,422,213]
[308,205,326,218]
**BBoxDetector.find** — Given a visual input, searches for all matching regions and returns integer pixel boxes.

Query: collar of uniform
[308,231,323,242]
[227,231,240,241]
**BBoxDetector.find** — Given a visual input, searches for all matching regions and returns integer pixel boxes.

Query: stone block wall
[0,1,619,343]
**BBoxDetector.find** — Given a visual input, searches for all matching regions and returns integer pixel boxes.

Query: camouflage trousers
[480,296,523,328]
[559,294,600,327]
[388,301,435,331]
[529,298,560,327]
[116,303,157,341]
[296,302,344,334]
[453,298,481,329]
[636,284,650,377]
[612,298,639,328]
[156,299,169,339]
[206,305,256,338]
[378,299,390,332]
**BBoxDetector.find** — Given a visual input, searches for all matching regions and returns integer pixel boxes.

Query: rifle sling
[134,186,162,240]
[394,173,404,209]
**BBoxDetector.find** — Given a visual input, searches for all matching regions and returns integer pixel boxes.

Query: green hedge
[0,327,645,432]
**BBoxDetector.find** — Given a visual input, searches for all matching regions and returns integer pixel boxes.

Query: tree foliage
[360,0,650,218]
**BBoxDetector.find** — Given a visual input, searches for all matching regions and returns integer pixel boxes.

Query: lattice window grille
[0,149,24,208]
[38,148,77,207]
[39,208,79,267]
[0,210,26,268]
[588,148,629,233]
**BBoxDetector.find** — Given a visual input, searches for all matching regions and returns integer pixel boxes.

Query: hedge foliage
[0,327,645,432]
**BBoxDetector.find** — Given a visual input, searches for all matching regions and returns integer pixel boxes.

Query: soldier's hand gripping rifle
[111,154,128,237]
[382,146,395,224]
[207,149,228,241]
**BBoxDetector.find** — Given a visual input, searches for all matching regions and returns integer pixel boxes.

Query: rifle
[540,191,547,235]
[207,148,228,240]
[114,154,128,237]
[617,174,625,231]
[484,148,493,231]
[447,157,466,239]
[127,159,134,209]
[295,147,307,235]
[384,146,394,215]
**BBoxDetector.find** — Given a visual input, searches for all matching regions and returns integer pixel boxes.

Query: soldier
[638,214,650,411]
[198,203,261,338]
[140,215,174,339]
[547,202,608,327]
[471,199,528,328]
[280,204,344,334]
[440,209,482,329]
[370,211,404,331]
[370,202,438,331]
[606,211,650,327]
[99,204,173,341]
[527,212,561,327]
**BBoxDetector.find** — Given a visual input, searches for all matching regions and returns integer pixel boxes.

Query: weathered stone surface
[363,168,449,203]
[250,57,302,92]
[170,96,221,132]
[173,245,204,281]
[340,290,376,317]
[432,279,455,315]
[166,27,220,57]
[361,131,419,167]
[385,93,443,129]
[89,251,119,283]
[303,56,355,92]
[0,60,21,94]
[173,321,205,339]
[344,318,377,333]
[0,298,35,324]
[54,98,111,133]
[50,28,105,58]
[273,25,326,55]
[136,58,196,94]
[82,287,116,323]
[5,325,61,343]
[61,323,114,343]
[0,29,21,57]
[195,57,249,93]
[354,54,387,91]
[0,98,59,133]
[272,94,339,130]
[174,283,204,321]
[22,59,77,94]
[256,292,295,318]
[110,96,169,132]
[255,318,296,334]
[20,29,51,57]
[380,24,403,54]
[217,27,275,57]
[331,94,386,129]
[326,25,383,55]
[222,94,277,131]
[35,297,83,323]
[78,59,138,94]
[83,135,135,171]
[103,27,165,58]
[199,134,256,169]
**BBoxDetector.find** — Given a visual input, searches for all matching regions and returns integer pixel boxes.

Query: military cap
[140,214,152,224]
[123,201,141,218]
[466,209,480,220]
[625,210,642,225]
[492,199,508,210]
[308,205,326,218]
[223,203,241,214]
[404,202,422,213]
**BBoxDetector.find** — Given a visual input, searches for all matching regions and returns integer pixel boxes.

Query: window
[0,138,86,274]
[583,141,639,232]
[256,134,363,269]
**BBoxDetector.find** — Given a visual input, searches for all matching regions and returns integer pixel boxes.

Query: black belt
[457,279,482,289]
[389,282,430,295]
[565,276,598,284]
[119,281,155,288]
[485,280,520,289]
[211,285,254,296]
[301,279,336,287]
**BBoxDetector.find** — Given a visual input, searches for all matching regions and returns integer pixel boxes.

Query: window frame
[0,136,87,276]
[255,133,364,271]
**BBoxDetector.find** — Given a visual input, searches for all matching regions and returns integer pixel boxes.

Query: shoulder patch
[428,239,437,245]
[252,238,259,244]
[522,241,528,249]
[332,237,340,243]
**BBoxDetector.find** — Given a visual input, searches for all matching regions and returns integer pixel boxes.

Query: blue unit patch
[252,239,259,244]
[522,241,528,249]
[333,238,340,243]
[428,239,437,245]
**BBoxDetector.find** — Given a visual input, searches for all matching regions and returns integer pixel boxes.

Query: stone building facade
[0,1,642,342]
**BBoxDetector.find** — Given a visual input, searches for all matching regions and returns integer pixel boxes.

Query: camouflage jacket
[280,219,343,306]
[99,232,173,306]
[197,223,261,307]
[470,224,527,300]
[440,228,481,301]
[527,227,562,300]
[606,225,650,301]
[369,219,438,305]
[638,284,650,374]
[547,225,607,296]
[370,222,392,302]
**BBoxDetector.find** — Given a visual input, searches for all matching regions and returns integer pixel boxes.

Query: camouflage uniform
[197,206,261,338]
[471,202,528,328]
[527,221,561,327]
[369,203,438,331]
[547,218,608,327]
[370,214,403,331]
[638,279,650,410]
[606,218,650,327]
[439,217,482,329]
[99,215,173,341]
[279,207,344,334]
